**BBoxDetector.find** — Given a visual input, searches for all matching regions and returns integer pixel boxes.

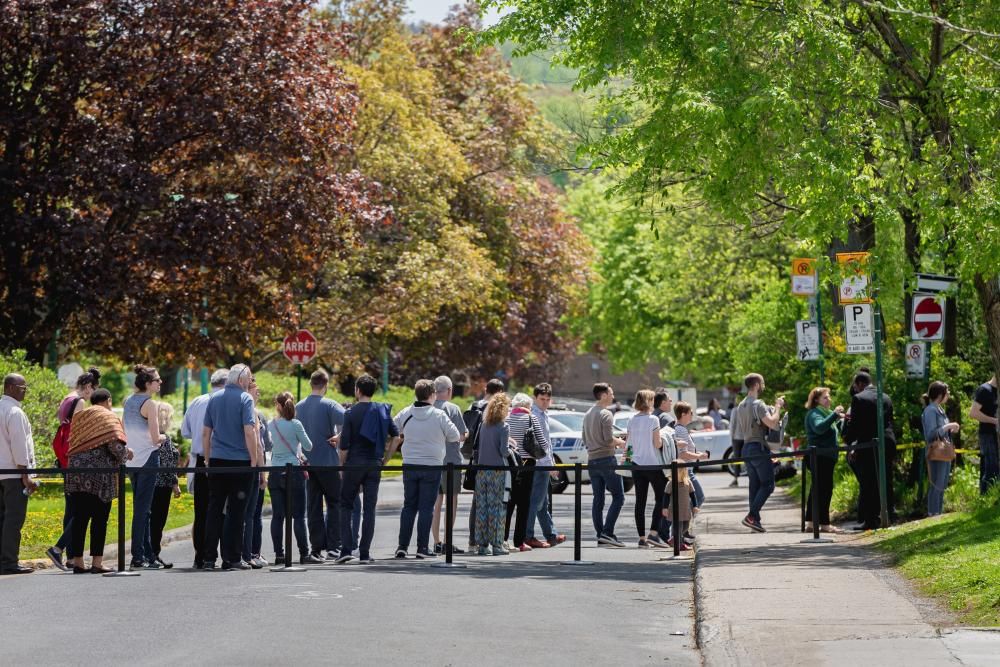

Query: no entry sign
[911,295,945,341]
[283,329,318,365]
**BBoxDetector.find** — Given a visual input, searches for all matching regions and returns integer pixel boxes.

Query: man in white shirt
[180,369,228,569]
[0,374,38,575]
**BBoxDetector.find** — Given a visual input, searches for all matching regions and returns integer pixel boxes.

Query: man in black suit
[842,371,896,530]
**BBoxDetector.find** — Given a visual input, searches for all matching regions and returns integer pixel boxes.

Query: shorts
[438,467,462,496]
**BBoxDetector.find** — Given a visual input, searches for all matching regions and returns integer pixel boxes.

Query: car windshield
[613,413,635,430]
[548,418,573,433]
[550,413,585,432]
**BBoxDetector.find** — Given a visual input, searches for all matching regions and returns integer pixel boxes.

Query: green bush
[0,350,69,468]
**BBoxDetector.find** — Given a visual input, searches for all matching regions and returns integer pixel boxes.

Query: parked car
[547,410,633,494]
[615,409,733,473]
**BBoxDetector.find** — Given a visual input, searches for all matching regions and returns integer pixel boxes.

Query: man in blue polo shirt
[201,363,260,570]
[296,370,347,561]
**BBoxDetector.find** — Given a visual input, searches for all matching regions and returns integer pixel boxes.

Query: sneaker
[666,539,691,552]
[502,540,515,551]
[129,560,146,570]
[491,545,510,556]
[518,544,533,552]
[433,542,443,554]
[525,538,550,549]
[201,562,216,570]
[415,549,437,560]
[193,559,204,570]
[46,547,68,572]
[326,551,339,561]
[449,544,466,554]
[334,553,355,565]
[598,534,626,548]
[143,560,162,570]
[477,547,491,556]
[223,560,251,570]
[394,548,407,559]
[683,535,696,546]
[741,515,766,533]
[273,553,285,564]
[637,538,650,548]
[358,558,375,564]
[646,534,669,548]
[309,551,326,562]
[728,479,739,488]
[252,556,268,568]
[546,534,567,545]
[154,557,173,569]
[248,558,264,570]
[299,553,324,565]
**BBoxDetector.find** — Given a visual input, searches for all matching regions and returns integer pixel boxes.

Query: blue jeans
[589,455,625,538]
[691,473,705,508]
[927,456,951,516]
[979,432,999,495]
[398,467,440,552]
[525,468,556,540]
[269,469,308,556]
[242,476,265,561]
[129,450,159,563]
[743,442,775,521]
[341,458,381,560]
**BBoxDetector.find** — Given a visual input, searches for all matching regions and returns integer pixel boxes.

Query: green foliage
[0,350,68,468]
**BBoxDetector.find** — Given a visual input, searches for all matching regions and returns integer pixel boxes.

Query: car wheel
[550,468,569,495]
[723,446,739,478]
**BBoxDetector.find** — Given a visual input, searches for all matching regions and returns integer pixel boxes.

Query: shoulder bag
[275,424,309,481]
[927,437,955,462]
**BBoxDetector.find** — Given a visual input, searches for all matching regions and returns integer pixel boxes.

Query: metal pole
[200,367,208,394]
[296,365,302,402]
[382,347,389,397]
[816,284,825,384]
[874,295,889,529]
[272,463,304,572]
[182,367,190,415]
[562,462,592,565]
[801,447,833,544]
[433,463,466,569]
[671,460,680,557]
[104,464,139,577]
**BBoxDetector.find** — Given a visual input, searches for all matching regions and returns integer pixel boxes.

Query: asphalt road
[0,473,700,666]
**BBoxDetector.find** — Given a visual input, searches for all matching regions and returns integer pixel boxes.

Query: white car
[547,410,632,494]
[613,409,732,472]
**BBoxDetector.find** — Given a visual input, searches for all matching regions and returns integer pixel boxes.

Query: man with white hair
[431,375,468,555]
[201,364,260,570]
[181,369,228,569]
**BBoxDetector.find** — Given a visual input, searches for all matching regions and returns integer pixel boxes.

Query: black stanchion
[801,447,832,544]
[800,451,807,533]
[272,463,305,572]
[104,463,139,577]
[562,462,592,565]
[661,460,685,560]
[433,462,465,569]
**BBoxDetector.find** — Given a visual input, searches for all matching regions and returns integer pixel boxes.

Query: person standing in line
[201,364,260,570]
[462,378,505,551]
[841,371,897,531]
[652,389,675,428]
[969,375,999,494]
[124,365,165,570]
[524,383,566,549]
[733,373,785,533]
[707,398,725,430]
[334,374,399,564]
[268,392,317,564]
[47,367,101,571]
[65,389,132,574]
[504,393,548,551]
[431,376,468,555]
[474,393,513,556]
[241,378,269,568]
[148,402,181,568]
[803,387,845,533]
[672,401,709,512]
[0,374,38,575]
[923,381,960,516]
[582,383,627,547]
[296,370,347,561]
[389,379,460,559]
[181,369,228,569]
[728,391,745,488]
[628,389,669,548]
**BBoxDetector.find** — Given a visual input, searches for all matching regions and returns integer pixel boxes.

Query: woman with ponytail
[124,364,165,569]
[267,392,316,564]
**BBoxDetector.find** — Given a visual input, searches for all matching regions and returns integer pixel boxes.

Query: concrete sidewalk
[693,473,1000,666]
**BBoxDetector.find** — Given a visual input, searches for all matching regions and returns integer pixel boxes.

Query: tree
[0,0,383,363]
[482,0,1000,378]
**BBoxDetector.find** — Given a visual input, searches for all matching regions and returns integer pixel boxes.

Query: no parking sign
[906,342,927,379]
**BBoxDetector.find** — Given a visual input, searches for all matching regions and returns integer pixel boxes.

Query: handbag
[275,424,309,481]
[927,437,955,462]
[522,416,546,459]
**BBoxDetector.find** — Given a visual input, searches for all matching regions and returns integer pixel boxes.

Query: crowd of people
[2,362,998,575]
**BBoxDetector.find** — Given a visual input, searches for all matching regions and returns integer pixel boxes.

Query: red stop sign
[283,329,318,365]
[912,296,944,340]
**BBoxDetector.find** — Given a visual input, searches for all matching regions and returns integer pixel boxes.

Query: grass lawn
[871,506,1000,626]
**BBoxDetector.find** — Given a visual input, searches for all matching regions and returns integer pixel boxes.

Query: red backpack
[51,397,82,468]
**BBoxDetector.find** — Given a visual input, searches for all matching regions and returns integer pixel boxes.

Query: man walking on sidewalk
[582,383,627,547]
[181,369,227,569]
[733,373,784,533]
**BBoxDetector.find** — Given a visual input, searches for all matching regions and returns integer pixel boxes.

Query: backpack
[51,397,82,468]
[461,400,486,461]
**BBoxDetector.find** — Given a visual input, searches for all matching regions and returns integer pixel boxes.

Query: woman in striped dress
[504,393,549,551]
[475,393,513,556]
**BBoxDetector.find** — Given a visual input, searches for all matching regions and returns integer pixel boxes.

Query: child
[662,461,693,551]
[673,401,708,513]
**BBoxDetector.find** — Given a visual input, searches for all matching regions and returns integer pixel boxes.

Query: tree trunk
[973,275,1000,381]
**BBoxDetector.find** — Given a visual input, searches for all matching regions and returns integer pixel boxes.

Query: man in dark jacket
[842,371,896,530]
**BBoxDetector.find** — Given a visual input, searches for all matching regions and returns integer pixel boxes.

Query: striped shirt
[506,410,547,460]
[673,423,695,455]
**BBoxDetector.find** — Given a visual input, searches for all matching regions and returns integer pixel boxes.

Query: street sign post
[911,295,945,341]
[837,252,872,305]
[905,341,927,379]
[791,258,817,296]
[844,304,875,354]
[796,320,820,361]
[283,329,318,401]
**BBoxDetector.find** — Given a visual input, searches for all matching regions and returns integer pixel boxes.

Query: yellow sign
[836,252,872,305]
[791,258,816,296]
